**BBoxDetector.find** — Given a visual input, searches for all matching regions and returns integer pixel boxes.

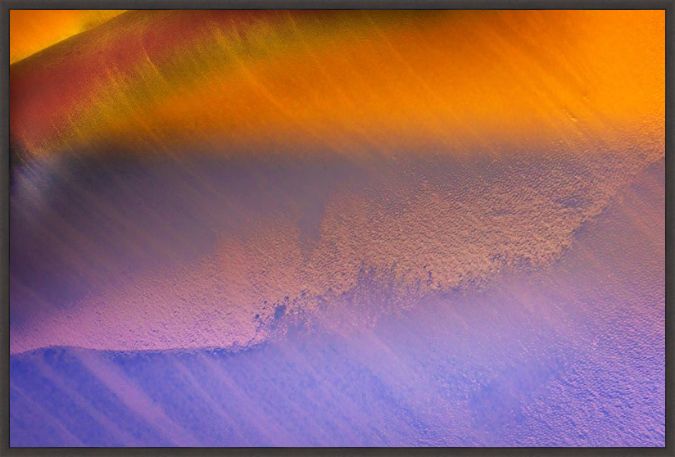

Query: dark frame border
[0,1,672,455]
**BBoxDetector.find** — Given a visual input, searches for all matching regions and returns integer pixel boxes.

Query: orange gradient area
[9,10,125,64]
[10,10,664,160]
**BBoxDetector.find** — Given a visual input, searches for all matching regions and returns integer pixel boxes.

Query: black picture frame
[1,2,672,455]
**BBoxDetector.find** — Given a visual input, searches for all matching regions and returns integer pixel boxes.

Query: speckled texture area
[9,10,664,447]
[10,160,664,446]
[9,149,663,353]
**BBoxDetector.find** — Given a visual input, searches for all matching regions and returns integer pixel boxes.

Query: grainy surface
[8,10,665,447]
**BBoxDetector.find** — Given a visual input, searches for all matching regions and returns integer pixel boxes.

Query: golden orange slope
[10,10,664,160]
[10,10,125,64]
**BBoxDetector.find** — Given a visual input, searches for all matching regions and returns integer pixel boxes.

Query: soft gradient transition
[9,10,665,447]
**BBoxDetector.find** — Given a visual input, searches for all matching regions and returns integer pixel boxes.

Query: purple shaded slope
[10,160,664,446]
